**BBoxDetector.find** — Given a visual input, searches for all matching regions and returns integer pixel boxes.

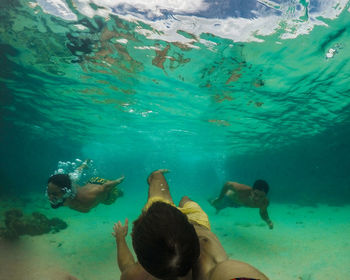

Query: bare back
[192,224,269,280]
[192,224,228,280]
[229,182,268,209]
[66,184,105,212]
[120,263,159,280]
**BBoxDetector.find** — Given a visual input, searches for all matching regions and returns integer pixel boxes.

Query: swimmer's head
[132,202,200,279]
[46,174,74,208]
[253,179,269,194]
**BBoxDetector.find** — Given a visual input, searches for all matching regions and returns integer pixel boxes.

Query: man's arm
[259,205,273,229]
[76,159,91,172]
[69,159,91,182]
[112,219,136,272]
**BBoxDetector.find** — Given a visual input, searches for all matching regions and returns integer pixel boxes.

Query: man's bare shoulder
[209,259,269,280]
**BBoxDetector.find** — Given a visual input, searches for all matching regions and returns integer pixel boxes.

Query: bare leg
[146,169,173,204]
[209,183,231,209]
[102,176,125,192]
[178,196,191,207]
[98,176,125,205]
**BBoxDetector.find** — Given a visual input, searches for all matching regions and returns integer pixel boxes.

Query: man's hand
[112,218,137,271]
[112,218,129,241]
[76,159,91,171]
[267,220,274,230]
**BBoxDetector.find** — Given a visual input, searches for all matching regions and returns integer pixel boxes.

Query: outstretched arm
[112,219,136,272]
[76,159,91,172]
[259,206,273,229]
[69,159,92,183]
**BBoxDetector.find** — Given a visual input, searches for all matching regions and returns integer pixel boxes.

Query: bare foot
[116,176,125,184]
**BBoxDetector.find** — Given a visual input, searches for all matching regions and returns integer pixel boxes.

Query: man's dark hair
[132,202,200,279]
[253,179,269,194]
[48,174,72,189]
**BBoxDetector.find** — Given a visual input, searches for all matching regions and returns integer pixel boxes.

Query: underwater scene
[0,0,350,279]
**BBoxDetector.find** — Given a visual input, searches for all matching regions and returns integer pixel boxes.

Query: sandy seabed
[0,194,349,280]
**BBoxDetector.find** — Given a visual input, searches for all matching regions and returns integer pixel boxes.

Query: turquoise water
[1,1,350,280]
[1,1,350,204]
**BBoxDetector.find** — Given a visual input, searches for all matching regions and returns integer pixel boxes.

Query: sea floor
[0,193,349,280]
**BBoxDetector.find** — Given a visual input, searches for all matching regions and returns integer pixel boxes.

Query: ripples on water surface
[1,0,350,157]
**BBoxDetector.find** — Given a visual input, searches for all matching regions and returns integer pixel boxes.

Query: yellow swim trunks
[143,196,210,230]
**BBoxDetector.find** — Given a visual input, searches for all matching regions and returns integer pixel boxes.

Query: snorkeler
[46,160,124,212]
[112,169,269,280]
[210,180,273,229]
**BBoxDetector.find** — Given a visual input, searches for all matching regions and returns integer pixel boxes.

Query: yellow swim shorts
[143,196,210,230]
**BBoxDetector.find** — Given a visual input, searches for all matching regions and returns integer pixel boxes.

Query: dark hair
[48,174,72,189]
[253,179,269,194]
[132,202,200,279]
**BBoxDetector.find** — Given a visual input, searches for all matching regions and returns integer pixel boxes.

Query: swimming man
[210,180,273,229]
[46,173,124,212]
